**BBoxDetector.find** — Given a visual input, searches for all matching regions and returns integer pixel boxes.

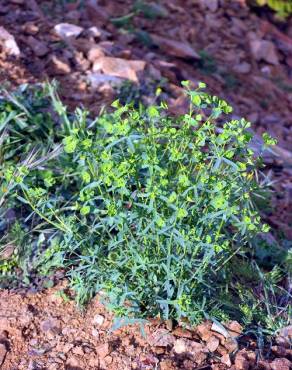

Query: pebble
[93,314,105,327]
[54,23,84,39]
[0,26,20,56]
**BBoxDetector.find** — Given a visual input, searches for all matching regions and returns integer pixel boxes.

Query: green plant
[252,0,292,17]
[0,82,281,327]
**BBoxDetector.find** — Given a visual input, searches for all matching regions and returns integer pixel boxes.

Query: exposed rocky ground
[0,282,291,370]
[0,0,291,369]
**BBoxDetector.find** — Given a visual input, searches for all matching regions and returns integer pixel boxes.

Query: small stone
[224,337,238,353]
[27,36,49,57]
[172,327,193,339]
[270,358,291,370]
[54,23,84,39]
[87,27,111,40]
[0,26,20,56]
[196,322,213,341]
[233,62,251,74]
[250,39,279,65]
[87,46,105,62]
[201,0,218,12]
[40,319,61,335]
[96,343,110,359]
[221,353,231,367]
[22,22,39,35]
[88,26,102,38]
[66,356,80,368]
[50,55,71,75]
[87,73,123,90]
[160,359,176,370]
[234,351,249,370]
[173,339,187,354]
[72,346,84,356]
[206,336,220,352]
[63,343,74,353]
[104,355,113,365]
[271,345,286,357]
[148,329,175,347]
[91,328,99,338]
[93,57,146,82]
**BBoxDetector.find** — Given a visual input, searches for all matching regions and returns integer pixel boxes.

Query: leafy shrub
[0,82,279,325]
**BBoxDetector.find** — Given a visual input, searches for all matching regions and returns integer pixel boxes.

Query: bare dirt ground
[0,0,291,369]
[0,282,291,370]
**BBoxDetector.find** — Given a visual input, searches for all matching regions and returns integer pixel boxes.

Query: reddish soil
[0,282,291,370]
[0,0,291,369]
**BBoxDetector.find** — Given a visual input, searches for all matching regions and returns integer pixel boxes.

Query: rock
[172,327,193,339]
[87,46,105,62]
[104,355,113,365]
[93,314,105,327]
[196,321,213,341]
[190,342,208,364]
[234,351,249,370]
[27,36,49,57]
[96,343,110,359]
[22,22,39,35]
[66,356,81,368]
[211,322,230,339]
[225,321,243,337]
[87,27,111,40]
[217,345,228,356]
[72,346,84,356]
[173,339,187,354]
[224,337,238,353]
[148,329,175,347]
[40,319,61,335]
[206,336,220,352]
[0,343,7,366]
[270,358,291,370]
[54,23,84,39]
[0,26,20,56]
[93,57,146,82]
[150,34,200,60]
[91,328,99,338]
[221,353,231,367]
[276,325,292,347]
[87,73,123,89]
[201,0,219,12]
[278,325,292,339]
[160,359,176,370]
[250,39,279,65]
[256,360,271,369]
[87,26,103,39]
[271,345,287,357]
[233,62,251,74]
[50,55,71,75]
